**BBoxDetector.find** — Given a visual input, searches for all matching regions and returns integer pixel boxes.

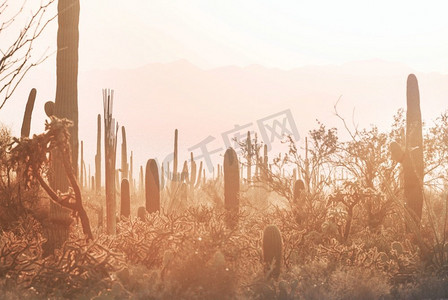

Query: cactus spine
[95,114,101,193]
[121,179,130,218]
[145,159,160,213]
[21,88,37,137]
[224,148,240,213]
[262,225,282,280]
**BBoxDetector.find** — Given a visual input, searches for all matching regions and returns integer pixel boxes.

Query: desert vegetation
[1,1,448,299]
[1,73,448,299]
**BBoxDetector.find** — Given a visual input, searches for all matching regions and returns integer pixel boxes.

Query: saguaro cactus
[262,225,282,280]
[21,88,37,137]
[45,0,80,255]
[103,89,119,235]
[293,179,305,201]
[224,148,240,213]
[121,179,130,218]
[246,131,252,182]
[121,126,128,180]
[405,74,424,221]
[95,114,101,193]
[172,129,178,183]
[145,159,160,213]
[390,74,424,222]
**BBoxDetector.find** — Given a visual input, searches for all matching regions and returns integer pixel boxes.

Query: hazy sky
[3,0,448,73]
[79,0,448,72]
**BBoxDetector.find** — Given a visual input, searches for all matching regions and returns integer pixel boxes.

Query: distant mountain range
[2,59,447,174]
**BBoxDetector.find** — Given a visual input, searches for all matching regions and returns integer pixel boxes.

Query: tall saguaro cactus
[145,159,160,213]
[390,74,424,223]
[121,126,128,180]
[103,89,119,235]
[405,74,424,221]
[45,0,80,255]
[95,114,101,193]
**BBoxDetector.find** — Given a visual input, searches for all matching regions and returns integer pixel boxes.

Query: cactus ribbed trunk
[95,114,101,193]
[45,0,80,256]
[145,159,160,213]
[404,74,424,222]
[21,88,37,137]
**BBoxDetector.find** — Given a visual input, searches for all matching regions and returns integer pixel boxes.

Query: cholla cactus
[262,224,282,280]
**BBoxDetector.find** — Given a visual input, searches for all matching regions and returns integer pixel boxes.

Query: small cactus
[224,148,240,213]
[137,206,146,221]
[120,179,130,218]
[293,179,305,201]
[262,224,282,280]
[145,159,160,213]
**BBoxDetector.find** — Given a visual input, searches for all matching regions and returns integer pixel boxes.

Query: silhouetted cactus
[190,152,197,190]
[181,160,189,183]
[293,179,305,201]
[121,126,128,180]
[224,148,240,213]
[404,74,424,221]
[262,224,282,280]
[121,179,130,218]
[172,129,178,183]
[21,88,37,137]
[137,206,146,221]
[246,131,252,181]
[45,0,80,255]
[95,114,101,193]
[103,89,119,235]
[145,159,160,213]
[195,161,203,188]
[390,74,424,222]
